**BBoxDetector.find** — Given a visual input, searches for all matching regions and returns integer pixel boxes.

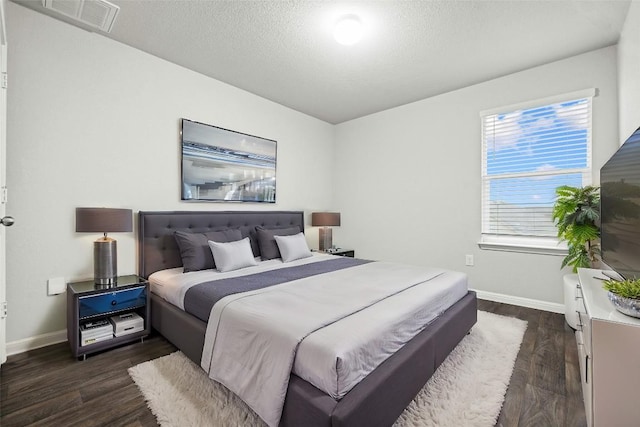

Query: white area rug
[129,311,526,427]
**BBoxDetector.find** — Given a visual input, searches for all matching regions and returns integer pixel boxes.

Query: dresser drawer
[576,310,584,332]
[576,284,586,312]
[78,286,147,319]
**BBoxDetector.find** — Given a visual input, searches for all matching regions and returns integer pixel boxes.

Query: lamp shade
[311,212,341,227]
[76,208,133,233]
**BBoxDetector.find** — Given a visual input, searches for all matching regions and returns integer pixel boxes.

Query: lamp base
[319,227,333,251]
[94,238,117,286]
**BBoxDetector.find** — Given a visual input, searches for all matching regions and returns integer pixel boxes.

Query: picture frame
[181,119,277,203]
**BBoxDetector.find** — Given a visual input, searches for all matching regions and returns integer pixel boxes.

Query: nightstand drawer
[78,286,146,319]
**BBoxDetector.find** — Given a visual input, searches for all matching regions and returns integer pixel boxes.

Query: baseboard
[472,289,564,314]
[5,292,561,356]
[6,329,67,356]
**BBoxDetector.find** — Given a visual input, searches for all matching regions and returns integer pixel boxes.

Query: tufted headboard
[138,210,305,278]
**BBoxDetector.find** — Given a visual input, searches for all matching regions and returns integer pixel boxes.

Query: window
[479,89,595,254]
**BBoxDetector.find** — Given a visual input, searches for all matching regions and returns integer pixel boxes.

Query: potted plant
[603,278,640,318]
[552,185,600,328]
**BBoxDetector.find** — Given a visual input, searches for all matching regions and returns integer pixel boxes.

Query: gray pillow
[174,229,242,272]
[255,226,301,260]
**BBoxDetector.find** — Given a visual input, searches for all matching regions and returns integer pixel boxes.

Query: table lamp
[76,207,133,285]
[311,212,341,251]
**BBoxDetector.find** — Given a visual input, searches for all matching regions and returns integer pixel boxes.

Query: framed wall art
[181,119,277,203]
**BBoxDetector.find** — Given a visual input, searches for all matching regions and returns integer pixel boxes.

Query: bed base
[151,291,477,427]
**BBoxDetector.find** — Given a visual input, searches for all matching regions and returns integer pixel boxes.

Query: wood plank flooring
[479,300,586,427]
[0,300,585,426]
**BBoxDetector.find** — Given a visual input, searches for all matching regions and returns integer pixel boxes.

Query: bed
[138,210,477,427]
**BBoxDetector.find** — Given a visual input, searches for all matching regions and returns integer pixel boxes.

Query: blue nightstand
[66,275,150,360]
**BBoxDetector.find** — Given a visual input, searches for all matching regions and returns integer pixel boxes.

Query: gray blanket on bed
[183,257,371,322]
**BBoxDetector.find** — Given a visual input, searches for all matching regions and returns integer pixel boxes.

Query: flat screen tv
[600,126,640,279]
[181,119,277,203]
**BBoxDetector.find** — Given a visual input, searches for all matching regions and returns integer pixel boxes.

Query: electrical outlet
[47,277,66,295]
[465,255,474,266]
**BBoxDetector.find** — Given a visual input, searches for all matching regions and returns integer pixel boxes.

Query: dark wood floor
[0,300,585,427]
[479,300,586,427]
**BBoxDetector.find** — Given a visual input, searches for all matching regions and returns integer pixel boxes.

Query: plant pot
[564,273,579,329]
[607,291,640,318]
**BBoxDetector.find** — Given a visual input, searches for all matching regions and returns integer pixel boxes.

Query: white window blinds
[481,93,593,241]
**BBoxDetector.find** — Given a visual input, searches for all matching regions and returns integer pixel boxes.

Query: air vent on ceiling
[42,0,120,33]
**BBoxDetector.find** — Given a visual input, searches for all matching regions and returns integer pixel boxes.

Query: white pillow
[274,232,313,262]
[208,237,258,272]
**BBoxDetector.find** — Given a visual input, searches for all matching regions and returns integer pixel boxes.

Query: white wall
[5,3,334,343]
[618,0,640,142]
[333,47,620,306]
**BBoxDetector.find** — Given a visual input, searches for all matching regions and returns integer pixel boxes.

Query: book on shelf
[80,318,110,331]
[80,318,113,345]
[110,312,144,337]
[80,333,113,346]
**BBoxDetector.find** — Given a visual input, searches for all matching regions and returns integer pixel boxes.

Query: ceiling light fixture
[333,14,364,46]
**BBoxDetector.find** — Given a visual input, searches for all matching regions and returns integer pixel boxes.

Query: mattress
[148,253,468,399]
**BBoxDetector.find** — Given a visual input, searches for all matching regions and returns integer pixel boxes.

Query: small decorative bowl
[607,291,640,319]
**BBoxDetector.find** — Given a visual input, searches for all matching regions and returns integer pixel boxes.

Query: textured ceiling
[13,0,631,124]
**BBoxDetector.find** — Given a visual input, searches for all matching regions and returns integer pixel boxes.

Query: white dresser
[575,268,640,427]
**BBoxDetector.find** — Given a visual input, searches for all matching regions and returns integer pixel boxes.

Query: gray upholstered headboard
[138,210,305,278]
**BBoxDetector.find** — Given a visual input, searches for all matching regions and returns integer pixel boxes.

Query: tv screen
[600,126,640,279]
[181,119,277,203]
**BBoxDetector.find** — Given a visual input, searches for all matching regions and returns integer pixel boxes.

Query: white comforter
[197,259,459,427]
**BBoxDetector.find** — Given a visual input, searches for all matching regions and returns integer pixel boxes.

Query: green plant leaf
[568,224,599,244]
[604,278,640,299]
[553,185,601,272]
